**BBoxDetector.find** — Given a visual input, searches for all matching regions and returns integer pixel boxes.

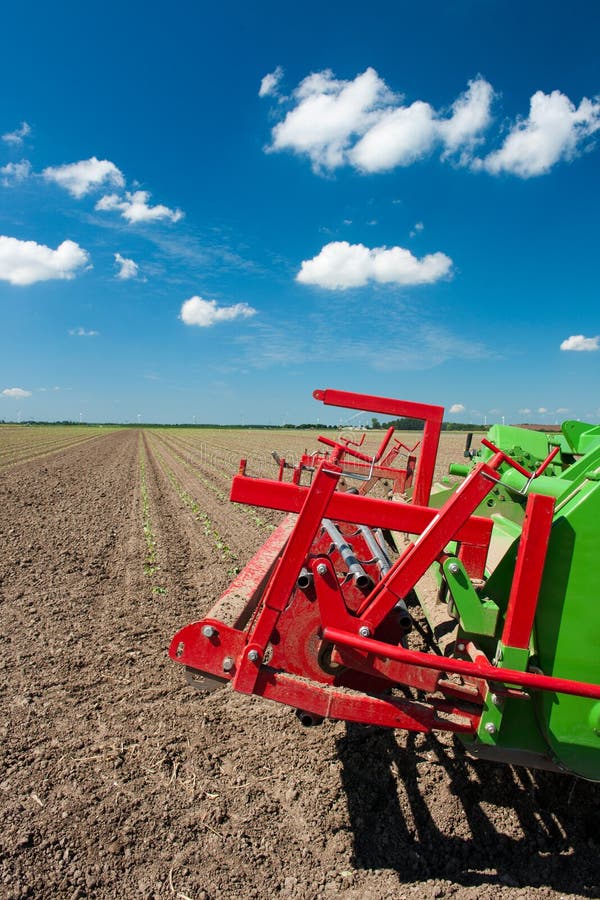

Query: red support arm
[313,388,443,506]
[501,492,555,649]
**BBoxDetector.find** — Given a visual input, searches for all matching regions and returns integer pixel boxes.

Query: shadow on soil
[337,724,599,894]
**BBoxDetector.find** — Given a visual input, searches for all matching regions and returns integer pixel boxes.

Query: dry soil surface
[0,429,598,900]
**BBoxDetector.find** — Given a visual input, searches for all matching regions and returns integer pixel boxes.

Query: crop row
[149,431,276,534]
[148,439,241,574]
[0,425,115,470]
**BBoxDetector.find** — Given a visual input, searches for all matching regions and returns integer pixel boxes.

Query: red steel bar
[356,462,498,621]
[501,492,555,649]
[313,388,443,506]
[232,460,342,694]
[230,475,492,548]
[323,627,600,700]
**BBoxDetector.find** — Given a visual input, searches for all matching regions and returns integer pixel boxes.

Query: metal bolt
[316,563,328,576]
[222,656,235,672]
[247,649,260,663]
[491,693,502,707]
[201,625,216,638]
[456,642,466,653]
[484,722,497,736]
[358,626,371,638]
[448,563,459,574]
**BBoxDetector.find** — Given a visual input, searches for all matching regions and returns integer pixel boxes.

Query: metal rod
[359,524,392,574]
[296,567,313,589]
[323,627,600,701]
[322,518,372,590]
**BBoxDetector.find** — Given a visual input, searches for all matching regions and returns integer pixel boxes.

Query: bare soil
[0,429,598,900]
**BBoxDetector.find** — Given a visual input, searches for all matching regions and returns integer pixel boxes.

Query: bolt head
[222,656,235,672]
[484,722,497,736]
[201,625,216,638]
[358,626,371,638]
[456,642,466,653]
[316,562,328,576]
[448,563,459,574]
[247,649,260,663]
[491,693,502,707]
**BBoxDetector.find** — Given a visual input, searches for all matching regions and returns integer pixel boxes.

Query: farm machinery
[170,388,600,781]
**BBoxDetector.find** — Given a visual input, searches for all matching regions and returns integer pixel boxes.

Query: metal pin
[202,625,217,638]
[222,657,235,672]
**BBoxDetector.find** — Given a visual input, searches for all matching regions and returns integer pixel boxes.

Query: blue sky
[1,0,598,425]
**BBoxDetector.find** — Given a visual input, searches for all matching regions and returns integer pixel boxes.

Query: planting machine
[170,389,600,781]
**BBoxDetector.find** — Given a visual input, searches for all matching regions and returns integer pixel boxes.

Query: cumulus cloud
[410,221,424,237]
[1,160,31,186]
[2,122,31,146]
[69,327,99,336]
[439,77,494,157]
[114,252,139,279]
[2,387,32,398]
[266,70,599,177]
[270,67,395,171]
[479,90,600,177]
[259,66,284,98]
[560,334,599,352]
[449,403,465,414]
[180,296,257,328]
[267,69,493,172]
[96,190,183,224]
[518,408,532,415]
[0,236,90,286]
[350,100,438,172]
[43,156,125,198]
[296,240,452,290]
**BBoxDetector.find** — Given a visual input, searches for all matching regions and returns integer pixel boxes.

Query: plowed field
[1,427,598,900]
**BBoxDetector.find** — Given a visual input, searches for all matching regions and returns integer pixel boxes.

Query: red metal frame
[312,388,443,506]
[170,388,600,737]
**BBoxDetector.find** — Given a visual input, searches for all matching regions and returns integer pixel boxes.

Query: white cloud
[43,156,124,198]
[296,240,452,290]
[556,407,569,413]
[479,90,600,177]
[0,236,90,286]
[1,160,31,186]
[180,296,257,328]
[560,334,599,352]
[2,387,32,398]
[350,100,437,172]
[259,66,284,98]
[267,71,598,178]
[410,221,424,237]
[538,407,548,414]
[69,327,99,336]
[270,67,395,171]
[449,403,465,414]
[439,77,494,157]
[518,408,532,415]
[2,122,31,146]
[114,252,139,279]
[96,190,183,224]
[268,69,493,173]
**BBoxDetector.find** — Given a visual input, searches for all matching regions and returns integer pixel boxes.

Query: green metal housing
[425,421,600,780]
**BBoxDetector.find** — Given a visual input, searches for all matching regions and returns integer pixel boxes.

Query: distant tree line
[369,417,485,432]
[1,418,486,431]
